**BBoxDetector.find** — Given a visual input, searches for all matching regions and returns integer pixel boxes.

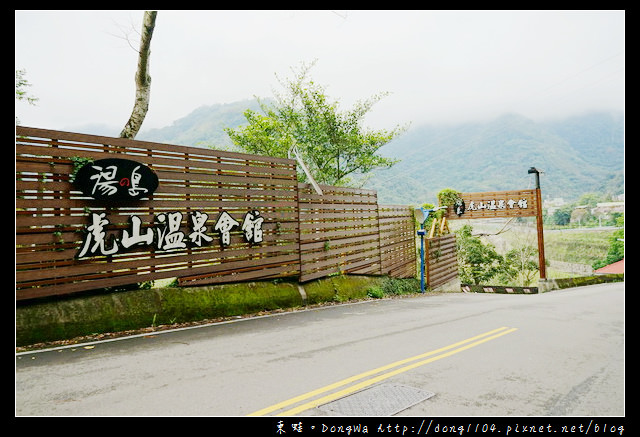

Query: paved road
[15,282,624,417]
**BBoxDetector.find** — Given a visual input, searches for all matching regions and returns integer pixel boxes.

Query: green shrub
[367,286,385,298]
[367,278,421,298]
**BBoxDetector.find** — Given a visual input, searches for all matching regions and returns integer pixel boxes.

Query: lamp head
[414,207,428,224]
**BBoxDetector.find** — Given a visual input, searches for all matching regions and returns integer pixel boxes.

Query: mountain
[365,111,624,204]
[131,101,623,204]
[137,99,264,149]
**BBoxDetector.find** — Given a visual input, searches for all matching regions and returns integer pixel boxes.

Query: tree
[577,192,601,207]
[570,206,592,226]
[15,69,39,124]
[500,244,539,286]
[593,215,624,270]
[455,225,503,285]
[225,60,408,186]
[120,11,157,139]
[551,206,572,226]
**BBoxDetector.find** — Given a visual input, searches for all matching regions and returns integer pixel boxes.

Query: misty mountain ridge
[138,99,264,149]
[367,111,624,204]
[71,101,624,205]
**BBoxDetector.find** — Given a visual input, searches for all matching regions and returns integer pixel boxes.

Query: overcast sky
[15,10,625,134]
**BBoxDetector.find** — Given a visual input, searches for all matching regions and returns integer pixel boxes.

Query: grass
[543,229,612,265]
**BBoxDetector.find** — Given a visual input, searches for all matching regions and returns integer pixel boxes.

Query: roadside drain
[317,384,435,416]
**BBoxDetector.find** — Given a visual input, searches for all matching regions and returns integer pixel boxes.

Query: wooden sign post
[445,176,547,279]
[528,167,547,279]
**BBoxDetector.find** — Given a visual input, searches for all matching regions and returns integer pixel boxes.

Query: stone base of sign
[461,284,538,294]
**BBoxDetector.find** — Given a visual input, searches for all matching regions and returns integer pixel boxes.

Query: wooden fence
[16,126,418,301]
[298,184,381,282]
[425,233,458,289]
[379,205,418,279]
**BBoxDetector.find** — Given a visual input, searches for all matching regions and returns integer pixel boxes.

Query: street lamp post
[418,225,426,293]
[528,167,547,280]
[414,206,447,293]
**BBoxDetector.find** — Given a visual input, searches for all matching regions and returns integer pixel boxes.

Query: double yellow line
[248,326,517,416]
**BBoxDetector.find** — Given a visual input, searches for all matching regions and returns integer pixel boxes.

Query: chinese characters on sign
[74,158,159,201]
[77,210,265,258]
[446,190,537,220]
[74,158,267,258]
[466,197,528,212]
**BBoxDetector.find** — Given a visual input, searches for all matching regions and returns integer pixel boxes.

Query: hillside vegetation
[544,230,613,265]
[134,102,623,205]
[366,111,623,204]
[139,99,264,149]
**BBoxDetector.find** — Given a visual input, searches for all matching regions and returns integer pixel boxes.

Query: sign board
[443,187,546,279]
[444,189,538,220]
[72,158,268,258]
[74,158,159,201]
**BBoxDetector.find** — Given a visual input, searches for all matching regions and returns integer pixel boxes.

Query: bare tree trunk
[120,11,157,139]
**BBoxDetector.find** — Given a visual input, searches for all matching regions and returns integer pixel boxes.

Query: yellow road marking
[248,326,517,416]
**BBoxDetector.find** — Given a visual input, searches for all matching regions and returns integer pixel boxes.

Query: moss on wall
[303,275,384,304]
[156,281,303,323]
[16,288,165,346]
[16,276,379,347]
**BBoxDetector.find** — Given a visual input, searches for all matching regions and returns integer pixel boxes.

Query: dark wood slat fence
[16,127,420,301]
[379,205,418,279]
[298,184,382,282]
[425,233,458,289]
